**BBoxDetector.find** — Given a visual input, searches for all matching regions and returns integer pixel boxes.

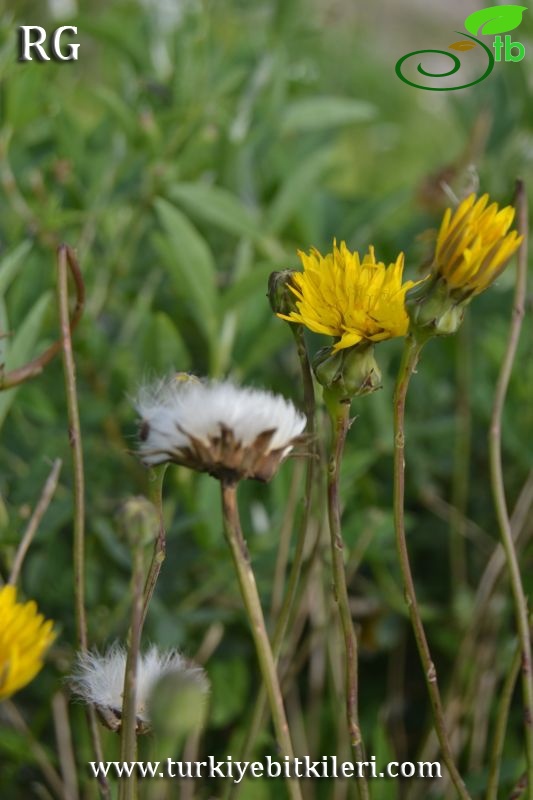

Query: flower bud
[313,343,382,405]
[117,496,159,548]
[148,668,209,742]
[406,277,465,338]
[267,270,297,316]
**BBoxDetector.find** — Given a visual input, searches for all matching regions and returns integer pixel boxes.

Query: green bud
[148,669,209,742]
[313,343,382,406]
[267,270,297,316]
[117,496,159,548]
[406,276,465,338]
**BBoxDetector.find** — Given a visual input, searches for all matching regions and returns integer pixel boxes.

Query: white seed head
[135,376,307,482]
[70,644,208,730]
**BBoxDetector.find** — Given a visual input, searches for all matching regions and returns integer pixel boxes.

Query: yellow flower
[278,241,419,352]
[0,585,55,700]
[434,193,522,298]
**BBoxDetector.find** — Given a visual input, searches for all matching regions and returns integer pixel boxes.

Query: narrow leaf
[0,292,51,430]
[0,241,33,298]
[169,184,262,239]
[153,198,217,342]
[281,96,375,134]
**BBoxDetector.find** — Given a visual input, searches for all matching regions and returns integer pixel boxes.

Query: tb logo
[18,26,80,62]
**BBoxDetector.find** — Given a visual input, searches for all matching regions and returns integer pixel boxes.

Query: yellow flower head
[0,585,55,700]
[278,241,419,352]
[434,193,523,298]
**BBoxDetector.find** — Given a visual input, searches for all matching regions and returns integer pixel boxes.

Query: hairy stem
[326,401,369,800]
[393,335,472,800]
[220,482,302,800]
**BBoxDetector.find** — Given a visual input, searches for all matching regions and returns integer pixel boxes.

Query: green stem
[488,179,533,798]
[118,546,145,800]
[141,465,168,629]
[220,482,303,800]
[449,318,472,589]
[227,324,318,795]
[270,323,317,660]
[57,244,109,799]
[327,401,369,800]
[486,644,522,800]
[393,335,472,800]
[57,246,88,652]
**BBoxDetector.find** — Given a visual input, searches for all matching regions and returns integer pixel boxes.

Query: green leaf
[281,96,375,134]
[0,292,52,431]
[0,241,33,298]
[168,183,262,239]
[153,198,217,342]
[464,5,527,36]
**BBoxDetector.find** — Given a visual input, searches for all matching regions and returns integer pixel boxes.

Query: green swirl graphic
[395,32,495,91]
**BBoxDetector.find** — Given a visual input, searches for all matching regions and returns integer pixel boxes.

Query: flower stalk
[326,400,369,800]
[393,334,472,800]
[220,481,303,800]
[228,324,317,792]
[118,544,146,800]
[486,643,522,800]
[270,322,317,652]
[488,179,533,796]
[57,244,109,798]
[141,465,168,628]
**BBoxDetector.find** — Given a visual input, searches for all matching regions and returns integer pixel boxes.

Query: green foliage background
[0,1,532,797]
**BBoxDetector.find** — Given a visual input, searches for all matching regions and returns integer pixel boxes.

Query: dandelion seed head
[135,377,306,482]
[70,644,208,730]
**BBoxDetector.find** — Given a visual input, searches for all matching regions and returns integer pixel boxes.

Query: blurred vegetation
[0,0,532,798]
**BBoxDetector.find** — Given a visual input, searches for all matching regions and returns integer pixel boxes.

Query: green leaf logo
[464,5,527,36]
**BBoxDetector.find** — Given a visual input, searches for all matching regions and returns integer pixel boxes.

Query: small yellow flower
[434,193,522,298]
[278,241,419,352]
[0,585,55,700]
